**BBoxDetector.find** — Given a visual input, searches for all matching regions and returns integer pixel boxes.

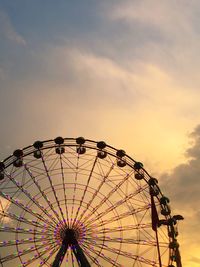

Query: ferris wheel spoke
[86,235,168,248]
[0,225,53,236]
[3,167,59,227]
[84,241,160,266]
[80,169,135,224]
[61,147,78,169]
[137,242,167,263]
[23,164,62,224]
[76,162,115,224]
[86,204,150,230]
[0,192,56,229]
[18,244,58,267]
[0,211,54,232]
[40,153,66,224]
[84,185,149,226]
[59,154,70,226]
[85,227,168,251]
[30,244,59,264]
[0,235,54,247]
[81,242,121,267]
[139,224,159,242]
[72,156,98,226]
[136,205,149,226]
[0,241,55,263]
[25,246,58,267]
[70,154,80,227]
[89,223,152,234]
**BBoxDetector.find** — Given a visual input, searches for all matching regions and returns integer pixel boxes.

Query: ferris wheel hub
[63,228,77,245]
[54,220,86,247]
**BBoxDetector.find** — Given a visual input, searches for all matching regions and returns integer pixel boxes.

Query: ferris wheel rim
[0,136,182,267]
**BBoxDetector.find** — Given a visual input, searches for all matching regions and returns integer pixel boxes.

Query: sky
[0,0,200,266]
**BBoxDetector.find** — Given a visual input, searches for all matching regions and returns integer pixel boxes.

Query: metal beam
[52,229,91,267]
[72,243,91,267]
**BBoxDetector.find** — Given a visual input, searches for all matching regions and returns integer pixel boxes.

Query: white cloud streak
[105,0,200,90]
[0,9,26,46]
[110,0,193,36]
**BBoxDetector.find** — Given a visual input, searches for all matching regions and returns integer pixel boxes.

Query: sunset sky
[0,1,200,266]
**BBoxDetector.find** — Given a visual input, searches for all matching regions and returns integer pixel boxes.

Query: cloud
[44,46,199,113]
[161,125,200,206]
[104,0,200,90]
[160,124,200,266]
[0,9,26,45]
[186,125,200,159]
[110,0,193,36]
[0,44,197,175]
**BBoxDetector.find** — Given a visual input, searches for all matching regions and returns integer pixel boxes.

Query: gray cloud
[160,124,200,264]
[161,125,200,206]
[186,125,200,159]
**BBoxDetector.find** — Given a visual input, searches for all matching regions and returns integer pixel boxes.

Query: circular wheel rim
[0,137,182,267]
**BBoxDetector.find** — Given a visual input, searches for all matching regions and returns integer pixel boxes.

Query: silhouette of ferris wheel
[0,137,183,267]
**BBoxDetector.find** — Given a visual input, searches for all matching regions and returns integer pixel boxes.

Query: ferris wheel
[0,137,183,267]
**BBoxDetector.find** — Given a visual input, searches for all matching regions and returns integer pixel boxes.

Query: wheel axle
[52,228,91,267]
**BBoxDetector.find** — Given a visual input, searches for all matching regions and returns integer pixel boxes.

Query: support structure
[52,229,91,267]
